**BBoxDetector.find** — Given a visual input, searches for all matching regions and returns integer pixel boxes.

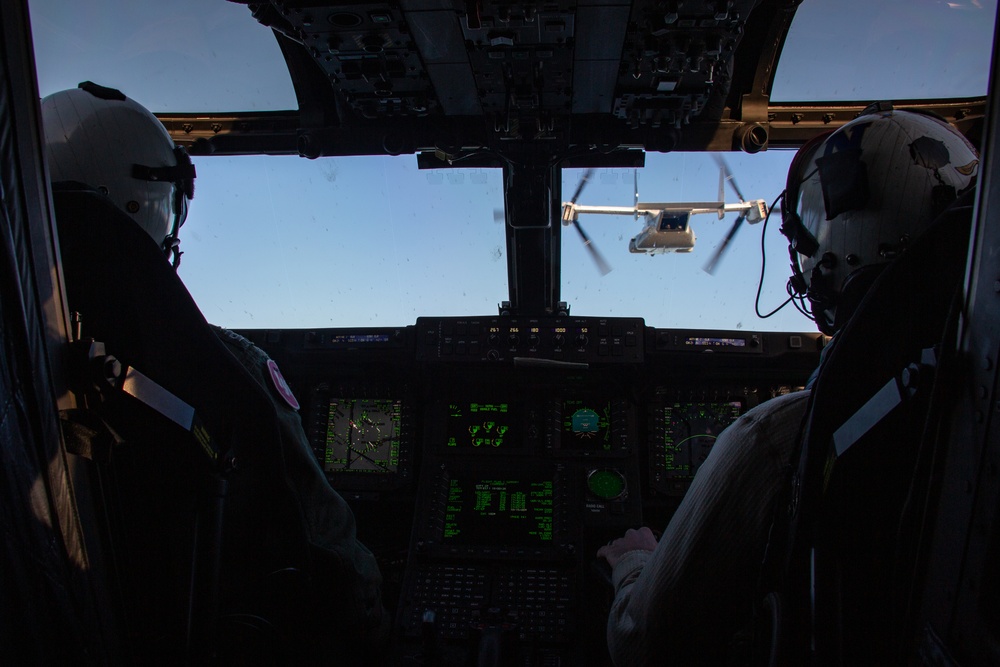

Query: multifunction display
[320,398,402,474]
[443,475,555,546]
[560,398,613,450]
[446,401,516,448]
[650,400,743,495]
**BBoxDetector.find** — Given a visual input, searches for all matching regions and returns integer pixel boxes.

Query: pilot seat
[770,192,975,665]
[55,184,371,665]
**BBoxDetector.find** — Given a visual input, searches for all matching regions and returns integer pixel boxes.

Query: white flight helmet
[781,105,978,335]
[42,82,195,266]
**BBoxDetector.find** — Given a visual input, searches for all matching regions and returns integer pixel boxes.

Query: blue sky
[28,0,997,332]
[175,150,802,330]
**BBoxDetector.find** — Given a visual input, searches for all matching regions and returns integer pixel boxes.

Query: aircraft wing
[637,202,726,214]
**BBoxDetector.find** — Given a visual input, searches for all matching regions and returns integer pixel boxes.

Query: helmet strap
[133,146,194,270]
[805,262,839,336]
[931,182,958,217]
[829,264,888,334]
[162,226,182,269]
[786,243,809,297]
[131,147,196,190]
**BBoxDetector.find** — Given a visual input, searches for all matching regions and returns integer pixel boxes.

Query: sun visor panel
[572,60,621,114]
[425,64,483,116]
[574,5,630,61]
[406,10,470,64]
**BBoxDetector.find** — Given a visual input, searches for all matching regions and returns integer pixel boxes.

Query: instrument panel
[238,315,823,666]
[650,398,745,495]
[308,387,415,490]
[320,397,403,473]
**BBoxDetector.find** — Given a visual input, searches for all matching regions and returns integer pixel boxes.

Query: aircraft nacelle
[560,203,577,224]
[745,199,768,224]
[629,211,696,254]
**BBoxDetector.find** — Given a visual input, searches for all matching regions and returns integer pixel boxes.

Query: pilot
[41,83,388,657]
[597,108,979,665]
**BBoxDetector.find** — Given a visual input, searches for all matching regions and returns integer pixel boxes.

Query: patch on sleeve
[266,359,300,411]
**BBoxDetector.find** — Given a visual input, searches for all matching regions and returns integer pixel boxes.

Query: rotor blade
[717,164,725,218]
[572,218,612,275]
[702,211,747,275]
[712,154,746,202]
[569,167,595,205]
[716,165,726,219]
[633,169,639,221]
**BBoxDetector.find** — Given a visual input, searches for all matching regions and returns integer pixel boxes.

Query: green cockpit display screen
[445,401,516,448]
[561,398,612,450]
[442,475,554,546]
[322,398,401,474]
[662,401,742,480]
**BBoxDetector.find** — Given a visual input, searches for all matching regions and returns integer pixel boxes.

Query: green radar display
[586,469,627,501]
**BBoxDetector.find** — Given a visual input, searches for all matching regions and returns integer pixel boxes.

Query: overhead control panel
[243,0,762,154]
[611,0,756,129]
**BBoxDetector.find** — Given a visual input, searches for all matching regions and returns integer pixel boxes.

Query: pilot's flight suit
[211,326,388,646]
[605,390,810,666]
[52,183,388,661]
[605,187,974,666]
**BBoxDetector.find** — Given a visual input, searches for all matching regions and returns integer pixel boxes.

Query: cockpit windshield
[28,0,996,331]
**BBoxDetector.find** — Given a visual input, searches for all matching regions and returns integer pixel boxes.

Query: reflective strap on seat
[120,365,220,464]
[121,366,195,430]
[832,347,938,458]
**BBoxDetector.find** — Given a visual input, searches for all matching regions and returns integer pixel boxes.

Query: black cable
[755,192,796,319]
[789,282,813,318]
